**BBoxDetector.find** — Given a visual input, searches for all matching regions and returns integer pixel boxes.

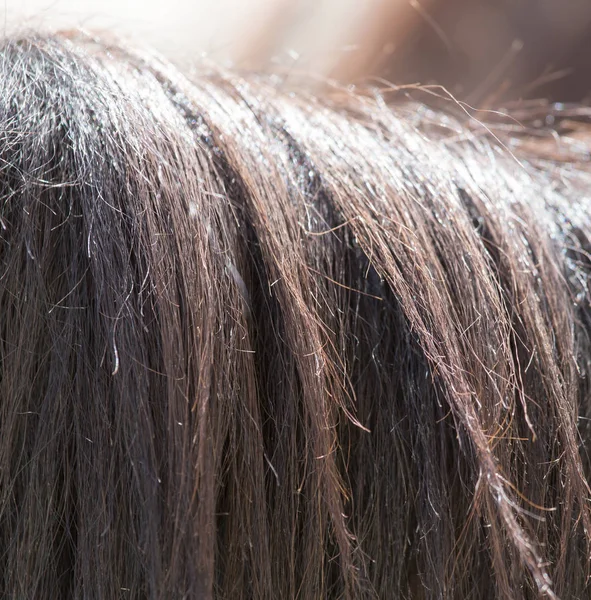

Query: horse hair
[1,31,591,599]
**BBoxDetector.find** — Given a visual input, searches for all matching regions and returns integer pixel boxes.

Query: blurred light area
[1,0,289,64]
[0,0,407,76]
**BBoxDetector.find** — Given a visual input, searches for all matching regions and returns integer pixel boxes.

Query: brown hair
[1,31,591,599]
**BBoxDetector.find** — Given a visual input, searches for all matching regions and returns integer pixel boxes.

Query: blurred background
[5,0,591,104]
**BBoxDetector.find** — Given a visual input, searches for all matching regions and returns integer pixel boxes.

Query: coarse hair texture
[1,30,591,600]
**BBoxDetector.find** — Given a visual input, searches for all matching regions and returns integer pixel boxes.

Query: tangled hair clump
[1,31,591,599]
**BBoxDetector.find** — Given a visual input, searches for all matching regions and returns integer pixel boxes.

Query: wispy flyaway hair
[1,31,591,599]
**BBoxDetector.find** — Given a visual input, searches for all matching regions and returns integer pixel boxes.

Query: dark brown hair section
[1,32,591,599]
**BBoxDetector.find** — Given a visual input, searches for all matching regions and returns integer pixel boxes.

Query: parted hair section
[0,31,591,599]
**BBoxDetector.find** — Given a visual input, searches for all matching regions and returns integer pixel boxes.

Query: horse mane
[0,31,591,599]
